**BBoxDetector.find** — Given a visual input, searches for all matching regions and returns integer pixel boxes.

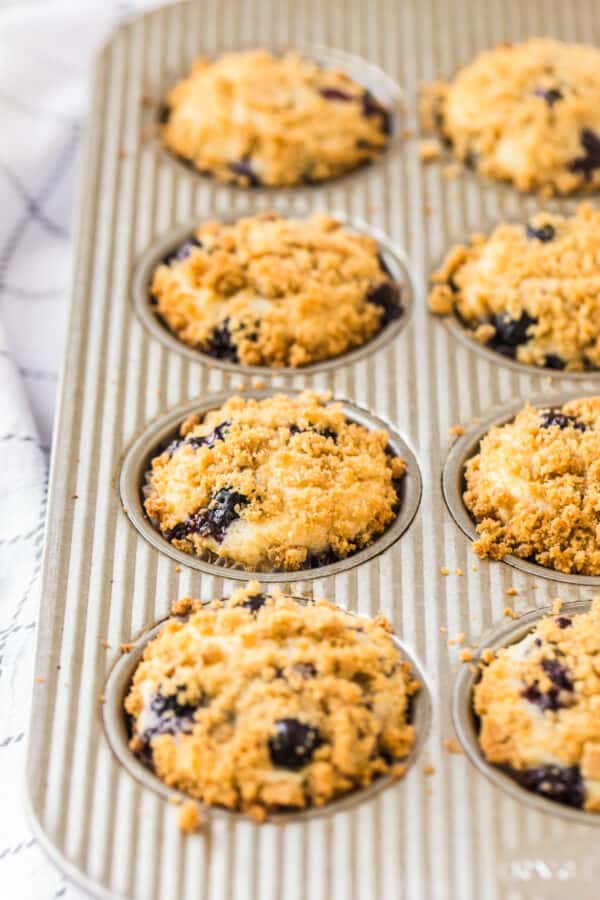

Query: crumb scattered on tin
[101,639,111,649]
[505,587,518,596]
[503,607,519,620]
[442,162,462,180]
[178,801,203,833]
[459,649,473,662]
[443,737,462,755]
[423,763,435,776]
[419,139,442,162]
[248,804,267,823]
[440,566,449,576]
[392,762,408,780]
[481,648,495,664]
[120,641,135,653]
[454,568,463,576]
[449,424,465,436]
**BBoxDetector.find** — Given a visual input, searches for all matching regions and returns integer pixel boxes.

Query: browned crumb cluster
[420,38,600,195]
[464,397,600,575]
[475,599,600,812]
[125,583,419,820]
[150,212,402,368]
[429,204,600,372]
[161,50,392,187]
[144,391,406,572]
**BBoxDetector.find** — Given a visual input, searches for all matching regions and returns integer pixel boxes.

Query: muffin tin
[25,1,600,899]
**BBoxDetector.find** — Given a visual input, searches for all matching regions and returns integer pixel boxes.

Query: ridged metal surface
[26,1,600,898]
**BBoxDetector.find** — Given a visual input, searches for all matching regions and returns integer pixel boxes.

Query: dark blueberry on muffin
[526,223,555,242]
[268,718,323,770]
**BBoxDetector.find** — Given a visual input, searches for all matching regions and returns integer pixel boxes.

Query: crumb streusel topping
[420,38,600,195]
[125,583,419,820]
[464,397,600,575]
[429,204,600,372]
[161,50,392,187]
[475,599,600,812]
[151,212,402,368]
[144,391,406,572]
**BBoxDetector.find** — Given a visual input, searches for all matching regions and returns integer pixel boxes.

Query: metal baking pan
[25,1,600,898]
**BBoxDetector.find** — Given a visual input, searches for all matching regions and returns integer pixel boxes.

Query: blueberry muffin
[125,583,420,821]
[144,392,406,571]
[475,600,600,812]
[151,212,402,367]
[421,39,600,195]
[429,204,600,372]
[160,50,392,187]
[464,397,600,575]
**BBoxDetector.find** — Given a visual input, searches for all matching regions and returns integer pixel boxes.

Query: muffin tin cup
[102,598,432,824]
[119,388,422,582]
[132,214,415,375]
[442,390,600,587]
[153,42,405,193]
[452,599,600,827]
[430,215,600,381]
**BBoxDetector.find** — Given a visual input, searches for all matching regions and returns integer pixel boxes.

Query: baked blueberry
[518,765,584,808]
[268,718,322,770]
[163,236,202,265]
[366,281,402,326]
[164,490,247,543]
[555,616,572,629]
[293,662,317,679]
[534,87,563,106]
[165,421,230,456]
[539,410,586,431]
[362,91,392,136]
[205,321,239,363]
[522,682,563,712]
[526,223,555,242]
[242,592,267,613]
[544,354,566,370]
[319,87,353,102]
[489,312,537,355]
[568,129,600,181]
[229,159,261,187]
[301,548,341,570]
[125,584,419,820]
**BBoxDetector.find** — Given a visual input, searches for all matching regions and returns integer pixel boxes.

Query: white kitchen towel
[0,2,172,897]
